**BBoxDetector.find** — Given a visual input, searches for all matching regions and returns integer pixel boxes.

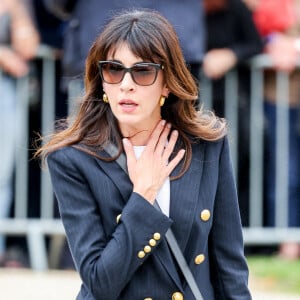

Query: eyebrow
[105,59,151,66]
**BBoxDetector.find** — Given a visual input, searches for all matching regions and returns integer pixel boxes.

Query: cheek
[102,85,117,102]
[143,92,161,112]
[102,83,109,93]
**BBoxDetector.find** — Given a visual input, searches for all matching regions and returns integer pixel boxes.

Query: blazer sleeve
[209,137,252,299]
[47,147,172,300]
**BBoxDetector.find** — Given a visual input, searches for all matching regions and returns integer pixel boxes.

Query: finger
[166,149,186,175]
[162,130,179,161]
[155,123,172,155]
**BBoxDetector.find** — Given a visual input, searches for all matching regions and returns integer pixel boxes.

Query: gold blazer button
[144,245,151,253]
[153,232,161,240]
[172,291,184,300]
[137,251,145,259]
[194,254,205,265]
[149,239,157,247]
[200,209,211,222]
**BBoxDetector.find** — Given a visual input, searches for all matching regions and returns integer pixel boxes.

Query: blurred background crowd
[0,0,299,270]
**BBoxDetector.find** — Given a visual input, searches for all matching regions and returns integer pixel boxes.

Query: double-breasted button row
[195,210,209,267]
[137,232,161,259]
[143,291,183,300]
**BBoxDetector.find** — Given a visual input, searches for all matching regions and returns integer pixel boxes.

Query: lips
[119,99,138,106]
[119,99,138,112]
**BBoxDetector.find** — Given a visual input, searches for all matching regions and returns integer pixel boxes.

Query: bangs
[100,12,165,63]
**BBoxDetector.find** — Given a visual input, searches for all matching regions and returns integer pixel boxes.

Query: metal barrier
[0,47,299,270]
[200,54,300,244]
[0,45,63,271]
[244,55,300,243]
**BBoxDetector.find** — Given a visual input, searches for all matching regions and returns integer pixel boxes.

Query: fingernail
[180,149,186,156]
[167,123,172,128]
[160,120,166,126]
[122,138,128,145]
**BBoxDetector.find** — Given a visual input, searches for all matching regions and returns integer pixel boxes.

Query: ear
[162,85,169,97]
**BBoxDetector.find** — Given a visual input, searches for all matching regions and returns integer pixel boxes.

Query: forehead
[106,43,144,64]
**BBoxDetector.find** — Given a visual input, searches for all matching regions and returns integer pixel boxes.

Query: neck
[123,129,151,146]
[120,120,160,146]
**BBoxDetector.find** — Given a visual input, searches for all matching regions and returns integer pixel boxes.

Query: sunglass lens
[101,62,124,84]
[99,62,160,85]
[132,65,157,85]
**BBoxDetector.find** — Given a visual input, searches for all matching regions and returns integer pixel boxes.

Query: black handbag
[104,143,204,300]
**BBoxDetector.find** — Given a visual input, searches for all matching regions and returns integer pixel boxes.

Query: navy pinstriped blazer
[47,137,252,300]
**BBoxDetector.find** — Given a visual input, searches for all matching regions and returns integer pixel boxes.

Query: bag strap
[103,143,204,300]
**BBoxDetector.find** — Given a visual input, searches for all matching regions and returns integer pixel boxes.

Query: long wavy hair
[35,9,227,178]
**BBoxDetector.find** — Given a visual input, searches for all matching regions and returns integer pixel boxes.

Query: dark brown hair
[35,9,226,178]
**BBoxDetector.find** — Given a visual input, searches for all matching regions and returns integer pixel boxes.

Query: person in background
[43,0,206,92]
[28,0,72,269]
[201,0,263,227]
[0,0,40,267]
[202,0,263,86]
[35,9,252,299]
[244,0,300,259]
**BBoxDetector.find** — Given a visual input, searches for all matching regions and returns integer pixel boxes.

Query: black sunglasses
[98,61,164,86]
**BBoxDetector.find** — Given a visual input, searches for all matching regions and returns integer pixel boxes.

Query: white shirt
[133,146,170,217]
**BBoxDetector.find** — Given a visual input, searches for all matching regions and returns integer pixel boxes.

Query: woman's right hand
[123,120,185,204]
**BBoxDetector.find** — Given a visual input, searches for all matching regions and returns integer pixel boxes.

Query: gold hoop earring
[103,93,109,103]
[159,96,166,107]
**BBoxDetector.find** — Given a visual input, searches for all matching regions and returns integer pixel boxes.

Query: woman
[36,9,251,300]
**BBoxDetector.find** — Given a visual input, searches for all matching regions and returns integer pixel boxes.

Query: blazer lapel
[153,239,183,288]
[95,150,133,202]
[169,142,205,252]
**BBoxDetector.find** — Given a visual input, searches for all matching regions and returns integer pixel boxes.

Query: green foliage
[247,256,300,295]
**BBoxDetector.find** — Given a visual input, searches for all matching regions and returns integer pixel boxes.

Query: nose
[120,71,135,90]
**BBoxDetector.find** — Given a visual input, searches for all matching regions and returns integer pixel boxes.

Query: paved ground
[1,269,300,300]
[0,269,80,300]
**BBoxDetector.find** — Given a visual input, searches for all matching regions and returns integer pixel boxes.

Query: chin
[117,116,143,128]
